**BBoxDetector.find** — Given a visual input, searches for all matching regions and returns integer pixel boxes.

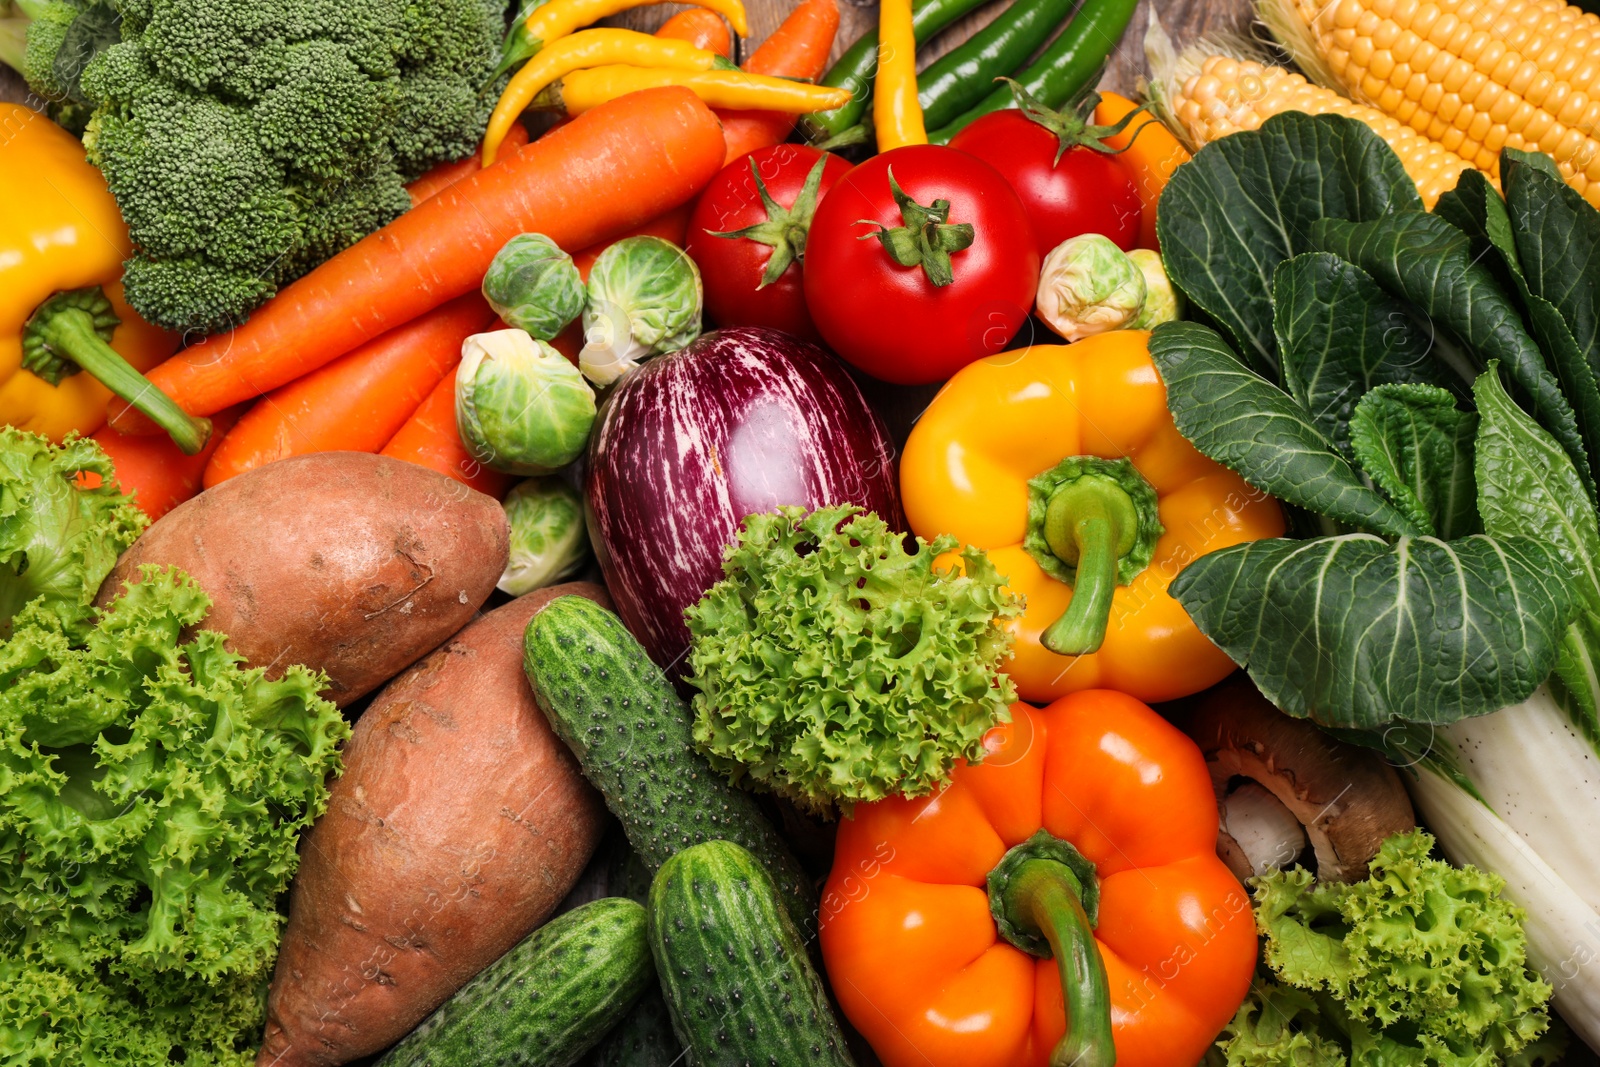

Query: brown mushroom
[1183,675,1416,883]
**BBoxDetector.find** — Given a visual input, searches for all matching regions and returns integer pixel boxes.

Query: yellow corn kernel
[1289,0,1600,206]
[1172,54,1482,205]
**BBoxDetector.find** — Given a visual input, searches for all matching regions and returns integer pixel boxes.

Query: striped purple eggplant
[585,326,902,671]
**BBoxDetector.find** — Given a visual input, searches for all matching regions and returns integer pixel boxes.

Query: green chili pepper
[798,0,989,144]
[917,0,1077,132]
[928,0,1139,144]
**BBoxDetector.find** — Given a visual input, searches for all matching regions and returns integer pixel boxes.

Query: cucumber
[594,987,681,1067]
[648,840,857,1067]
[595,840,686,1067]
[523,596,817,932]
[377,898,652,1067]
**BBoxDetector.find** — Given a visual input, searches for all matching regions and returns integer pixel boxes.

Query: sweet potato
[257,583,612,1067]
[96,451,508,706]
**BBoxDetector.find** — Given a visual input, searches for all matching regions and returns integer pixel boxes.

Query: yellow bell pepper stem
[545,66,852,117]
[1036,466,1150,655]
[873,0,925,150]
[484,29,732,165]
[0,104,178,442]
[523,0,749,53]
[26,289,211,455]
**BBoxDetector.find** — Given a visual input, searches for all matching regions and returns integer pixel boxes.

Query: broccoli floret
[0,0,122,131]
[59,0,510,333]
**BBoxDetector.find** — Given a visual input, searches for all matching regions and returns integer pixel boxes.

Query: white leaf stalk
[1406,685,1600,1048]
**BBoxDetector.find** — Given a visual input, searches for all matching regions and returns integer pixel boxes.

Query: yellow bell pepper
[0,105,207,451]
[540,65,851,117]
[900,331,1285,704]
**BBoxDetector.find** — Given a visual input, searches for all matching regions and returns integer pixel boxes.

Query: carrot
[109,86,727,435]
[380,365,517,498]
[655,8,733,57]
[1094,91,1190,252]
[201,292,497,487]
[79,405,248,520]
[405,124,531,206]
[571,202,693,278]
[717,0,838,163]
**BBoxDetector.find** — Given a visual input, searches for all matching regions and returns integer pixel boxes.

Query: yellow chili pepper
[873,0,925,150]
[900,331,1285,705]
[543,66,851,117]
[484,29,734,165]
[0,105,207,452]
[523,0,749,53]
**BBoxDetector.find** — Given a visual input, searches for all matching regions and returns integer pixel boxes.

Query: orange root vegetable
[97,452,509,707]
[79,404,247,520]
[109,86,727,434]
[656,7,734,56]
[201,292,496,487]
[405,124,531,206]
[717,0,839,163]
[380,365,517,499]
[570,202,693,279]
[256,585,611,1067]
[1094,91,1190,251]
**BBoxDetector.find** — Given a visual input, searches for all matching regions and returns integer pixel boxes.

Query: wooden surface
[0,0,1246,105]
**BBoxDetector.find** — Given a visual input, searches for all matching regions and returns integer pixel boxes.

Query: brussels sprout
[499,478,589,595]
[1127,249,1184,330]
[482,233,585,340]
[579,235,703,387]
[456,330,596,476]
[1035,234,1147,343]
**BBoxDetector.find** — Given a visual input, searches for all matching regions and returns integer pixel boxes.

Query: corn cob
[1276,0,1600,206]
[1163,50,1482,205]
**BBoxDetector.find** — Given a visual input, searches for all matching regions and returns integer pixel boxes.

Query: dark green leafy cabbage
[684,505,1021,815]
[1155,110,1420,377]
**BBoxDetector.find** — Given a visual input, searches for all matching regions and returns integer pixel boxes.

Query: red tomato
[803,145,1039,386]
[687,144,852,342]
[950,110,1142,258]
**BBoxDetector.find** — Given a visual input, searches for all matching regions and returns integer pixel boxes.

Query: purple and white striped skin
[585,326,902,672]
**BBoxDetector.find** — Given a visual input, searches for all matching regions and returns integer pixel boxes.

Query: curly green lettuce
[684,505,1022,815]
[0,428,144,635]
[1215,830,1565,1067]
[0,566,349,1065]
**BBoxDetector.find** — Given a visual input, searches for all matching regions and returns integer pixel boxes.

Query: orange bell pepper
[900,331,1284,705]
[1094,92,1190,252]
[820,691,1256,1067]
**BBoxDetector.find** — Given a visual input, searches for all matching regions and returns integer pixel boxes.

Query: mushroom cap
[1184,675,1416,882]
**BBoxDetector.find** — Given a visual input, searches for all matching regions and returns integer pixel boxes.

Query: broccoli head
[60,0,509,334]
[1,0,122,132]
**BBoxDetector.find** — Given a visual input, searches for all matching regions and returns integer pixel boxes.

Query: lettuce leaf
[684,505,1021,814]
[1231,831,1561,1067]
[0,566,349,1063]
[0,428,144,635]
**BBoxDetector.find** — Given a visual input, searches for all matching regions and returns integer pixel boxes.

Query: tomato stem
[708,155,831,288]
[1001,77,1148,166]
[857,165,973,288]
